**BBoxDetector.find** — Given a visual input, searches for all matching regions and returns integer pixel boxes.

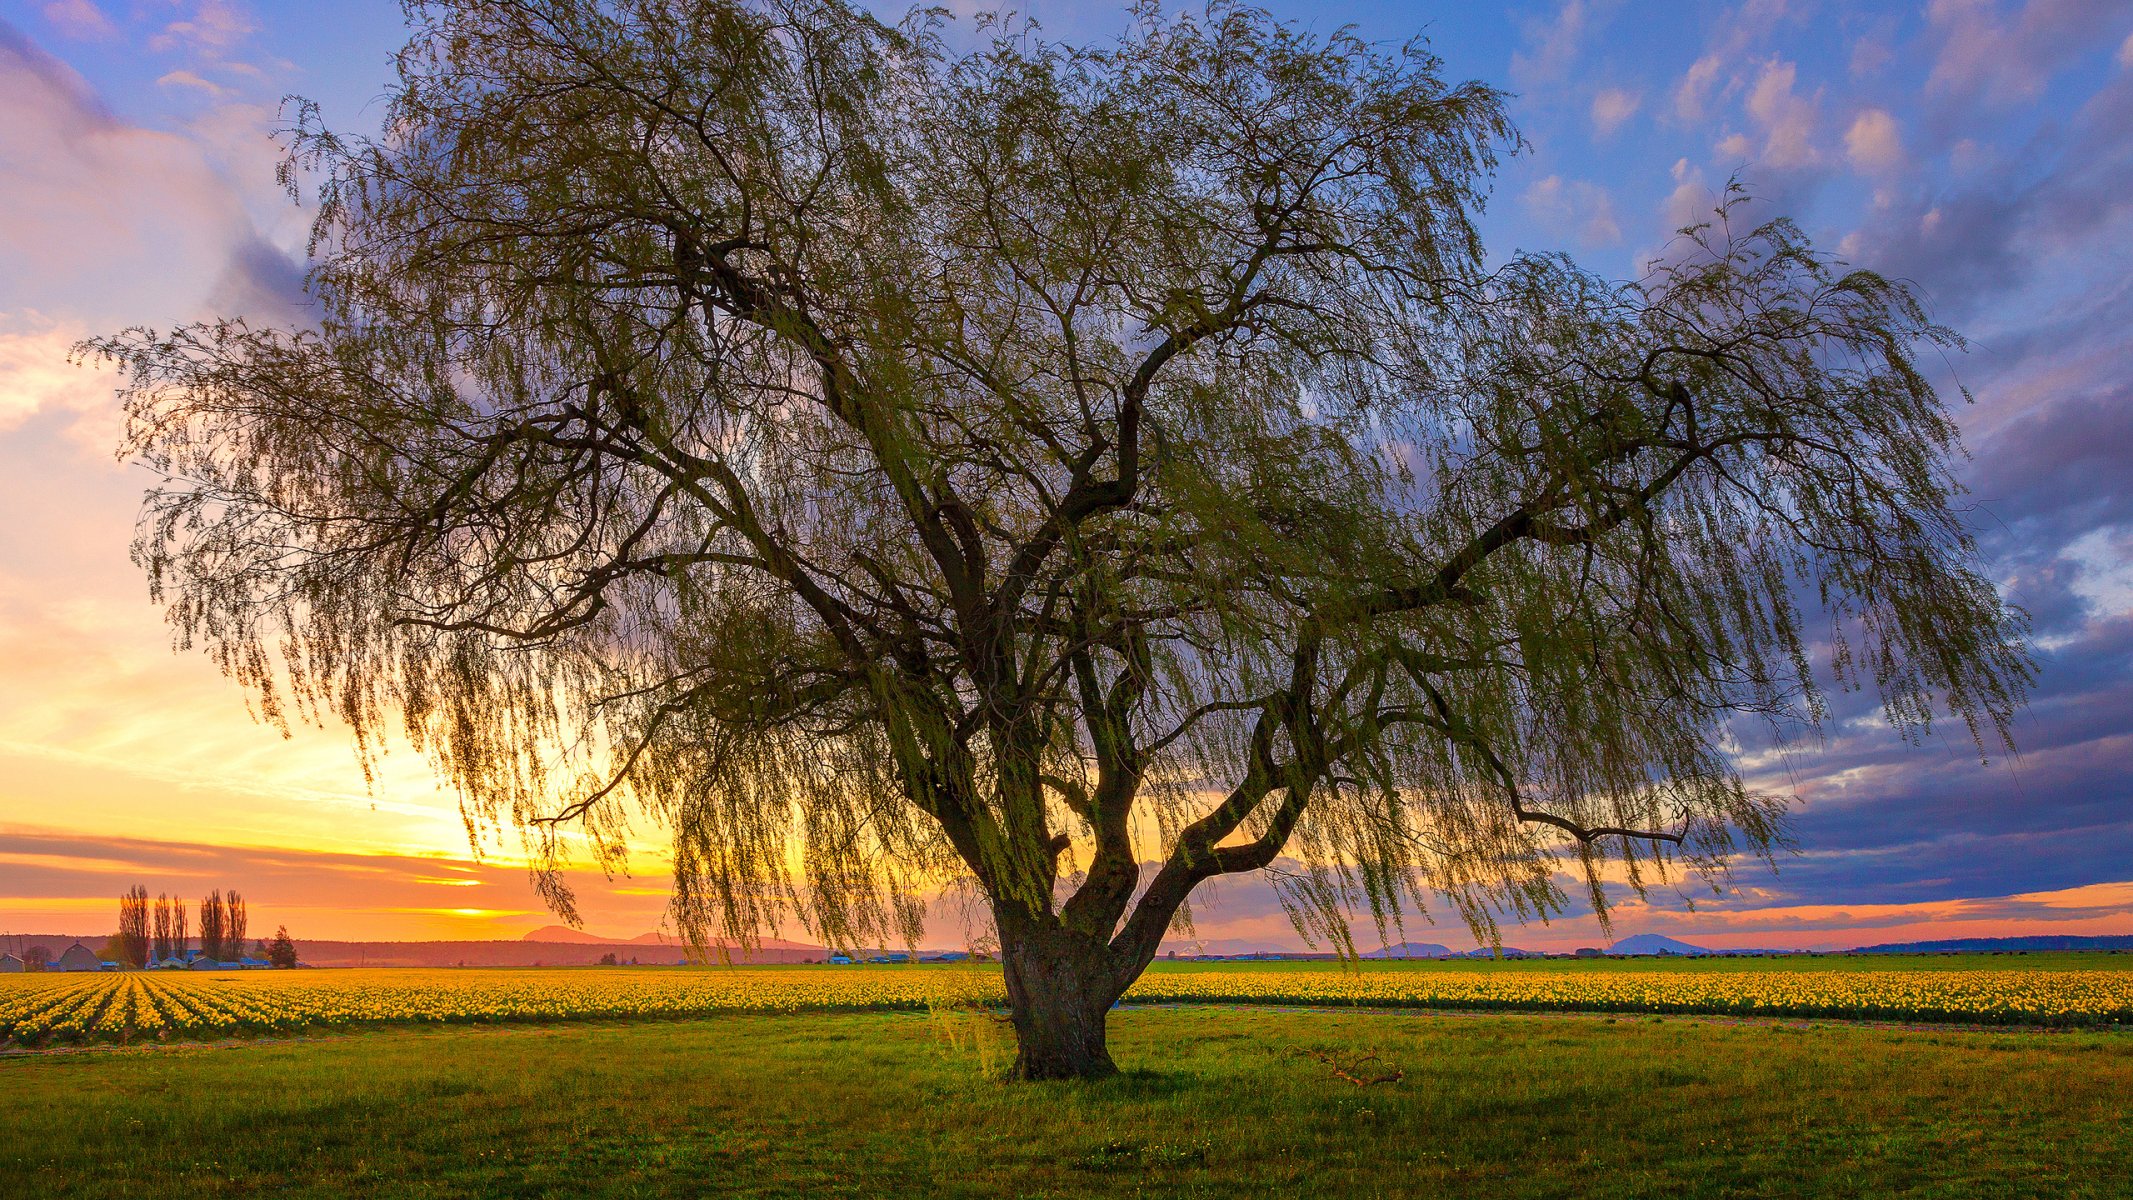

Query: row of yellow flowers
[4,964,2128,1047]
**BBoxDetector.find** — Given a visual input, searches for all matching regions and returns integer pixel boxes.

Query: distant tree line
[108,887,280,967]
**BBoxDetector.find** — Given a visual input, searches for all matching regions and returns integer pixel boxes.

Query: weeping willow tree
[88,0,2029,1078]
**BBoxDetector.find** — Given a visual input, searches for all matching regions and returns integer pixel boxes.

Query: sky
[1,0,2130,953]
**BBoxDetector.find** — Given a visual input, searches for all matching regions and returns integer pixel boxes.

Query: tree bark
[998,912,1121,1080]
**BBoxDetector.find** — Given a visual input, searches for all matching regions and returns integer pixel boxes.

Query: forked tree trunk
[998,916,1122,1080]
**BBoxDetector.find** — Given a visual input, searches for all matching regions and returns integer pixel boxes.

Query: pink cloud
[1668,0,1799,123]
[1662,157,1718,231]
[1673,54,1725,121]
[155,69,229,98]
[1844,108,1905,176]
[1590,87,1640,138]
[40,0,114,41]
[0,33,257,327]
[1744,58,1820,168]
[1849,36,1894,79]
[147,0,256,57]
[1927,0,2107,105]
[1510,0,1592,88]
[1524,175,1623,247]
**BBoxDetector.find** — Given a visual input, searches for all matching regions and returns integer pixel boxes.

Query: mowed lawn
[3,1007,2128,1199]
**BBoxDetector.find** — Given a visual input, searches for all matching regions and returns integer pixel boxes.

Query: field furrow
[5,958,2129,1048]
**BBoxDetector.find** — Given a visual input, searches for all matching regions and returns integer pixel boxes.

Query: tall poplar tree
[153,893,173,963]
[200,890,226,963]
[117,886,151,969]
[227,892,248,959]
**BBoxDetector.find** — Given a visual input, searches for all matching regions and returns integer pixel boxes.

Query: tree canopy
[88,0,2030,1077]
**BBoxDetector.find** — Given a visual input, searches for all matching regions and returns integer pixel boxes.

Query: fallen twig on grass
[1291,1046,1403,1086]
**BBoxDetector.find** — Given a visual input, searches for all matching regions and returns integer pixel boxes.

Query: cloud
[1849,36,1893,79]
[1668,0,1799,123]
[1524,175,1622,247]
[2062,528,2133,616]
[0,24,259,327]
[1661,157,1718,231]
[1743,58,1820,168]
[1604,878,2133,944]
[1510,0,1592,88]
[156,68,228,98]
[1835,72,2133,325]
[205,235,311,327]
[0,313,120,450]
[1844,108,1904,175]
[147,0,254,58]
[1969,382,2133,555]
[1673,54,1724,121]
[1590,87,1640,138]
[2121,30,2133,69]
[1926,0,2111,106]
[1637,52,2133,945]
[39,0,112,41]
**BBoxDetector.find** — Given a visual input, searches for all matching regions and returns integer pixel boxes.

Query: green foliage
[83,0,2029,1061]
[268,926,299,970]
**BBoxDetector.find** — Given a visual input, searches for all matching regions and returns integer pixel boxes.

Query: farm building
[0,952,22,972]
[56,943,105,972]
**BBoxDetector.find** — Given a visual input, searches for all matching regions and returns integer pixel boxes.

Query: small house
[56,942,104,972]
[0,953,23,972]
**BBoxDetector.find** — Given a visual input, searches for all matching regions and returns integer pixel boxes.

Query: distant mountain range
[1850,934,2133,953]
[10,928,2123,967]
[519,925,820,952]
[1160,937,1325,957]
[1378,945,1547,958]
[1363,942,1454,959]
[1363,935,1733,958]
[1606,934,1720,956]
[289,937,824,968]
[522,925,681,946]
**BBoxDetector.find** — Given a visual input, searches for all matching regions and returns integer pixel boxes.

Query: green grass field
[4,1004,2128,1199]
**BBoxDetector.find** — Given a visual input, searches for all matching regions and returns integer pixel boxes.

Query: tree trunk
[998,915,1120,1080]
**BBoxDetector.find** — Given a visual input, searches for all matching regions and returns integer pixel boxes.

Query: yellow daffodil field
[4,958,2129,1047]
